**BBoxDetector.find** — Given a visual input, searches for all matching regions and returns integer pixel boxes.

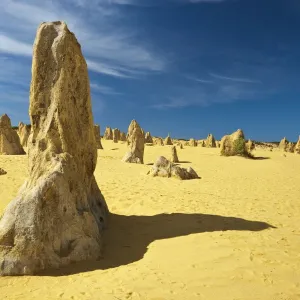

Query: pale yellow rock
[145,132,153,144]
[164,134,173,145]
[120,131,127,142]
[279,137,288,151]
[18,122,31,147]
[153,137,164,146]
[0,21,108,276]
[246,139,255,152]
[295,136,300,154]
[206,134,216,148]
[94,125,103,149]
[122,120,145,164]
[170,146,179,163]
[286,142,294,153]
[148,156,199,180]
[220,129,248,157]
[198,140,206,147]
[112,128,120,143]
[189,138,197,147]
[104,127,113,140]
[0,114,25,155]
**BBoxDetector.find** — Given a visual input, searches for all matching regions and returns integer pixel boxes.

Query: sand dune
[1,140,300,299]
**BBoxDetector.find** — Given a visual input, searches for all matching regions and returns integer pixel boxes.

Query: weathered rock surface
[0,114,25,155]
[220,129,248,157]
[94,125,103,149]
[0,168,7,175]
[206,134,216,148]
[295,136,300,154]
[246,139,255,152]
[287,142,294,153]
[153,137,164,146]
[145,132,153,144]
[171,146,179,163]
[120,132,127,142]
[18,122,31,148]
[112,128,120,143]
[103,127,113,140]
[0,21,109,276]
[279,137,289,151]
[189,138,197,147]
[164,134,173,145]
[148,156,199,180]
[198,140,205,147]
[122,120,145,164]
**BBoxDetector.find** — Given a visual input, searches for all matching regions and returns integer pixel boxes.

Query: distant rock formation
[0,21,109,276]
[189,138,197,147]
[171,146,179,163]
[153,137,164,146]
[295,136,300,154]
[198,140,205,147]
[18,122,31,147]
[220,129,248,157]
[279,137,289,151]
[120,132,127,142]
[145,132,153,144]
[147,156,199,180]
[122,120,145,163]
[164,134,173,145]
[112,128,120,143]
[287,142,294,153]
[0,114,25,155]
[103,127,113,140]
[206,134,216,148]
[246,139,255,152]
[0,168,7,175]
[215,141,220,148]
[94,125,103,149]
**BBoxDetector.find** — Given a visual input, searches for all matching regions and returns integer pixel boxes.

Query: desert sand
[0,140,300,299]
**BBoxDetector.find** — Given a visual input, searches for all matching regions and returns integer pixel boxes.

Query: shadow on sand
[39,213,275,276]
[250,156,270,160]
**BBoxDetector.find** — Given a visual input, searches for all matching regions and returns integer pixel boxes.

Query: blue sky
[0,0,299,141]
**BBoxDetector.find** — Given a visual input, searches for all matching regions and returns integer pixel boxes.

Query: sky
[0,0,299,142]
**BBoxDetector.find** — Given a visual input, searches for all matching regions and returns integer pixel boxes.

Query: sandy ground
[0,140,300,300]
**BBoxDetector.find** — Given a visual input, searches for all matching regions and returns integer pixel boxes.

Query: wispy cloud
[150,81,272,110]
[209,73,262,84]
[0,35,32,56]
[90,83,123,95]
[0,0,166,78]
[110,0,228,6]
[185,75,214,84]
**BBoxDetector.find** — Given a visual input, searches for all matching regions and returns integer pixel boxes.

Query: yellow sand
[0,140,300,300]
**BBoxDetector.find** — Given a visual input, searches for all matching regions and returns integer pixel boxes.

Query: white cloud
[90,83,122,95]
[0,0,165,78]
[0,35,32,56]
[185,75,214,84]
[209,73,262,84]
[150,81,271,109]
[108,0,227,5]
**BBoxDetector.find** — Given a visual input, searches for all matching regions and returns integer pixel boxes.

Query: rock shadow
[39,213,275,276]
[250,156,270,160]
